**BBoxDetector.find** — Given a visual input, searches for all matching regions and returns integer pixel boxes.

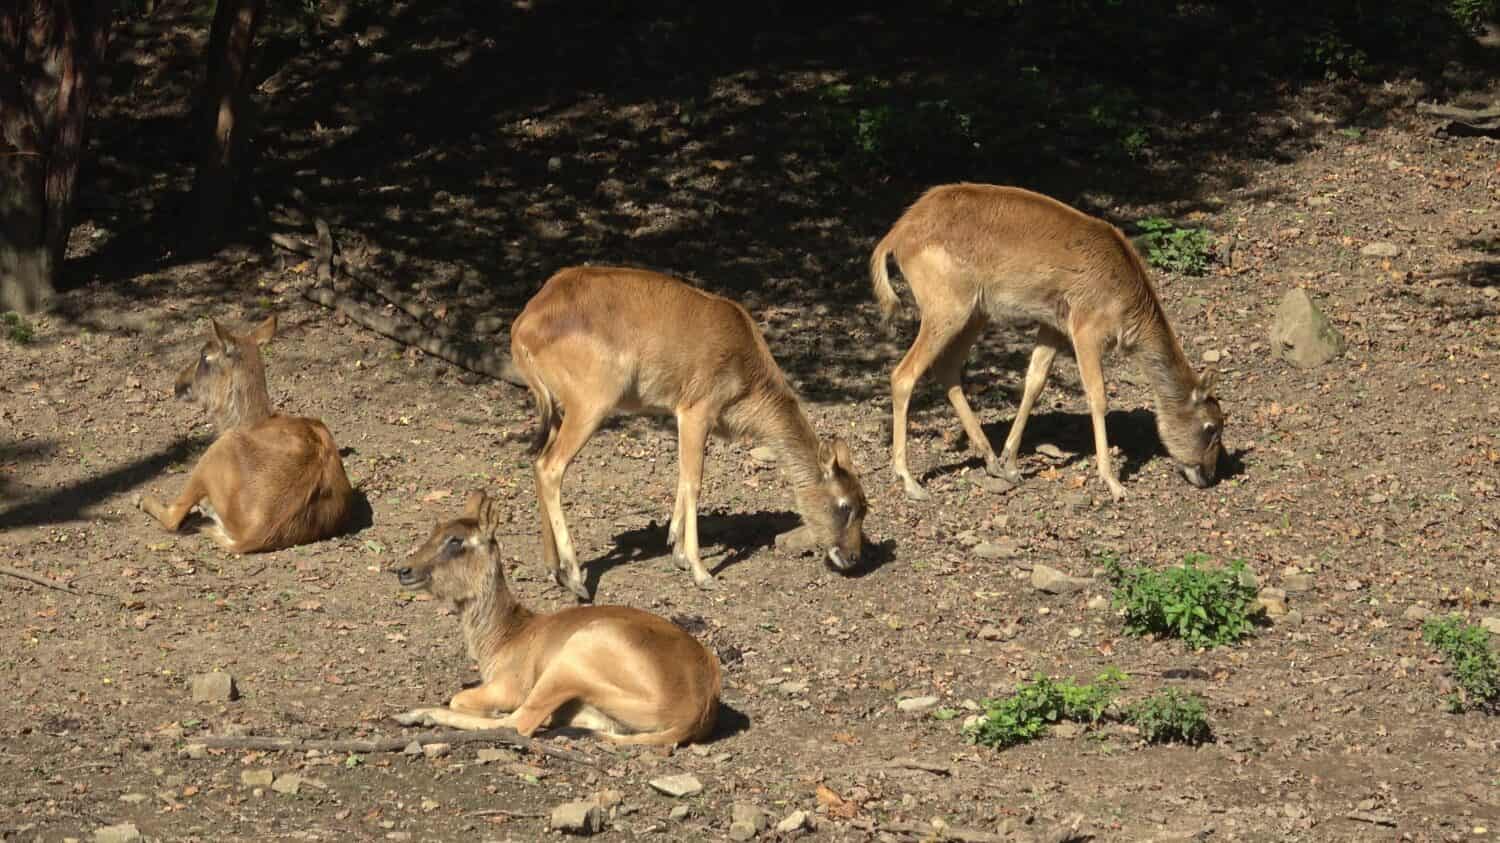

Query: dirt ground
[3,5,1500,842]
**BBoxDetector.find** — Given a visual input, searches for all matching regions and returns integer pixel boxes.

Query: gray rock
[1052,722,1083,739]
[648,774,703,798]
[728,822,759,841]
[271,773,302,795]
[897,695,940,713]
[92,823,141,843]
[1086,595,1110,611]
[1403,605,1431,623]
[402,740,422,755]
[475,748,509,764]
[1281,573,1315,593]
[779,681,808,697]
[971,474,1016,494]
[1036,443,1068,460]
[551,801,605,835]
[1256,587,1289,619]
[732,804,769,833]
[420,743,451,759]
[1481,617,1500,636]
[1360,242,1401,258]
[182,743,209,760]
[1202,349,1223,363]
[1031,564,1093,594]
[749,446,777,465]
[118,793,147,804]
[973,540,1018,561]
[190,672,237,703]
[1270,288,1346,368]
[977,625,1007,641]
[775,810,810,834]
[241,769,275,788]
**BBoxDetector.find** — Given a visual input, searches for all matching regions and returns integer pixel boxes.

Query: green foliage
[1135,218,1214,276]
[816,81,980,170]
[1449,0,1499,31]
[1422,614,1500,713]
[1303,30,1370,79]
[2,312,34,344]
[1106,553,1260,649]
[1126,688,1213,745]
[965,669,1126,749]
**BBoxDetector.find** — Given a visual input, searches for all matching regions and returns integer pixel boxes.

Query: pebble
[1404,605,1431,622]
[271,774,302,796]
[1360,242,1402,258]
[551,801,605,835]
[1036,443,1068,460]
[475,748,509,764]
[403,741,423,756]
[897,695,940,713]
[92,824,141,843]
[973,539,1019,560]
[648,774,703,798]
[971,474,1016,494]
[779,681,808,697]
[669,805,691,821]
[1087,595,1110,611]
[1031,564,1093,594]
[776,810,810,833]
[118,793,147,804]
[1281,572,1315,593]
[1202,349,1223,363]
[420,743,451,760]
[1481,617,1500,636]
[190,672,237,703]
[241,769,275,788]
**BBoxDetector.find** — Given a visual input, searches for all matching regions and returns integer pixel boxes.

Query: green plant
[3,312,34,344]
[965,670,1125,749]
[1126,688,1213,745]
[1422,614,1499,713]
[1449,0,1499,31]
[1106,553,1260,649]
[1303,30,1369,80]
[1135,218,1214,276]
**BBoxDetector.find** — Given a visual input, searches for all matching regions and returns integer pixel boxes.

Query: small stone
[732,803,769,833]
[420,743,451,760]
[1481,617,1500,636]
[1281,610,1304,627]
[962,714,983,730]
[475,748,509,764]
[241,769,275,788]
[1307,195,1332,207]
[973,475,1016,494]
[1066,627,1084,639]
[775,810,810,834]
[1035,443,1068,460]
[1052,722,1083,739]
[897,695,940,713]
[183,744,209,760]
[92,823,141,843]
[402,741,422,756]
[118,793,147,804]
[1202,349,1223,363]
[779,681,808,696]
[749,446,777,464]
[1281,572,1315,593]
[728,822,758,841]
[1403,605,1431,623]
[547,156,563,173]
[1238,567,1260,590]
[669,805,691,821]
[648,774,703,798]
[1270,288,1346,368]
[1087,595,1110,611]
[1031,564,1093,594]
[272,774,302,796]
[1256,587,1288,619]
[973,540,1017,561]
[551,801,605,835]
[190,672,237,703]
[977,625,1006,641]
[1360,242,1401,258]
[593,789,624,811]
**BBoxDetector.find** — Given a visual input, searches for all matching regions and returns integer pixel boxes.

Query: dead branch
[188,727,600,766]
[313,217,333,282]
[874,821,1011,843]
[1417,102,1500,136]
[1346,811,1398,828]
[875,757,953,775]
[1,565,82,595]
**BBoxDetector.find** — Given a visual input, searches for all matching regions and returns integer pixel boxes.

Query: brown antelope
[509,266,867,599]
[389,491,721,746]
[135,316,353,552]
[871,183,1226,502]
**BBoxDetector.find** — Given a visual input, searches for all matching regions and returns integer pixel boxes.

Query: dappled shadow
[0,439,58,500]
[0,436,209,530]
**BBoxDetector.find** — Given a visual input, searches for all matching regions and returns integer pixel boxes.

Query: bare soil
[2,4,1499,842]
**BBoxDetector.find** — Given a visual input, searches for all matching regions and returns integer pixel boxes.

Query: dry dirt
[3,7,1500,843]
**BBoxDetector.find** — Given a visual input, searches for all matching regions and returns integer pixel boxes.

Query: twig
[1346,811,1397,828]
[469,808,548,819]
[876,757,953,775]
[1,565,82,595]
[187,728,600,767]
[875,821,1010,843]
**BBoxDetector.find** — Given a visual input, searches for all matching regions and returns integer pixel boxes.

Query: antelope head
[175,316,276,429]
[806,438,868,572]
[389,491,506,604]
[1158,368,1226,489]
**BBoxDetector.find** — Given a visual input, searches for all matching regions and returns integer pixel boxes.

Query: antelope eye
[445,536,463,550]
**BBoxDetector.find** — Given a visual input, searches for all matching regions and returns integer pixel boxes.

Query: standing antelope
[135,316,354,552]
[871,183,1226,501]
[509,266,868,599]
[389,491,721,746]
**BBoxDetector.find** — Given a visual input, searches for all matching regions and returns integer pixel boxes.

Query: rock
[593,789,624,812]
[118,793,147,804]
[1256,587,1288,619]
[648,774,703,798]
[1307,195,1332,207]
[420,743,451,760]
[241,769,275,788]
[669,805,691,821]
[547,156,563,173]
[190,672,237,703]
[1238,567,1260,590]
[271,774,302,795]
[1403,605,1431,623]
[779,681,808,696]
[972,474,1016,494]
[1282,610,1304,627]
[1052,722,1083,739]
[897,695,940,713]
[1360,242,1401,258]
[1270,288,1346,368]
[1031,564,1093,594]
[728,822,759,841]
[1087,595,1110,611]
[1202,349,1223,363]
[402,741,422,756]
[1281,572,1315,593]
[962,714,984,731]
[551,801,605,835]
[1482,617,1500,636]
[92,823,141,843]
[1036,443,1068,460]
[749,446,777,465]
[775,810,810,834]
[774,526,818,554]
[182,744,209,760]
[977,625,1006,641]
[476,748,509,764]
[732,804,769,832]
[973,540,1017,561]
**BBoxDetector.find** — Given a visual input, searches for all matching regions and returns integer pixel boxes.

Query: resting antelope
[509,266,868,599]
[871,183,1226,501]
[135,316,354,552]
[389,491,721,746]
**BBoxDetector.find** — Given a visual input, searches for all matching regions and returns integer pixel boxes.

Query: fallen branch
[469,808,548,819]
[187,727,600,767]
[876,757,953,776]
[875,821,1010,843]
[1417,102,1500,137]
[1346,811,1397,828]
[1,565,82,595]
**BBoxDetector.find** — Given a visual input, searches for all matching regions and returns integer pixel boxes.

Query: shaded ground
[3,3,1499,842]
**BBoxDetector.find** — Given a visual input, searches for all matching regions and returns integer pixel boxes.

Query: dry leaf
[421,489,452,503]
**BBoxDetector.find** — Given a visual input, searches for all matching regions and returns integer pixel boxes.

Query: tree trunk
[190,0,265,247]
[0,0,113,315]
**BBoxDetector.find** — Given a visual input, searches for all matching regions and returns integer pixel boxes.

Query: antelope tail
[870,230,902,325]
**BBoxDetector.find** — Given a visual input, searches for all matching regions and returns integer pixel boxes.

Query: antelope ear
[1193,368,1218,403]
[250,315,277,346]
[831,437,855,472]
[818,440,837,476]
[211,319,236,355]
[463,490,487,521]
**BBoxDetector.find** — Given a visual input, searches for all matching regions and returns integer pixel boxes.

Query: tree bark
[190,0,265,246]
[0,0,113,314]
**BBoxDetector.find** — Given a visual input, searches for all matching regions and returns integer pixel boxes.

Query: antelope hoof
[1106,481,1128,503]
[394,707,443,727]
[901,478,931,501]
[131,493,145,511]
[555,567,592,602]
[672,549,690,571]
[693,571,718,590]
[984,459,1010,479]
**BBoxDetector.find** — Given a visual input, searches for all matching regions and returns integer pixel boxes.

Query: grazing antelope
[389,491,721,746]
[135,316,353,552]
[871,183,1226,501]
[509,266,868,599]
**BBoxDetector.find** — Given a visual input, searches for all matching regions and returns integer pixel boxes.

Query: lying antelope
[871,183,1226,501]
[135,316,353,552]
[390,491,721,746]
[510,266,868,599]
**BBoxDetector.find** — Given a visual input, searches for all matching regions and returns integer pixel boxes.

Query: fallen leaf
[421,489,452,503]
